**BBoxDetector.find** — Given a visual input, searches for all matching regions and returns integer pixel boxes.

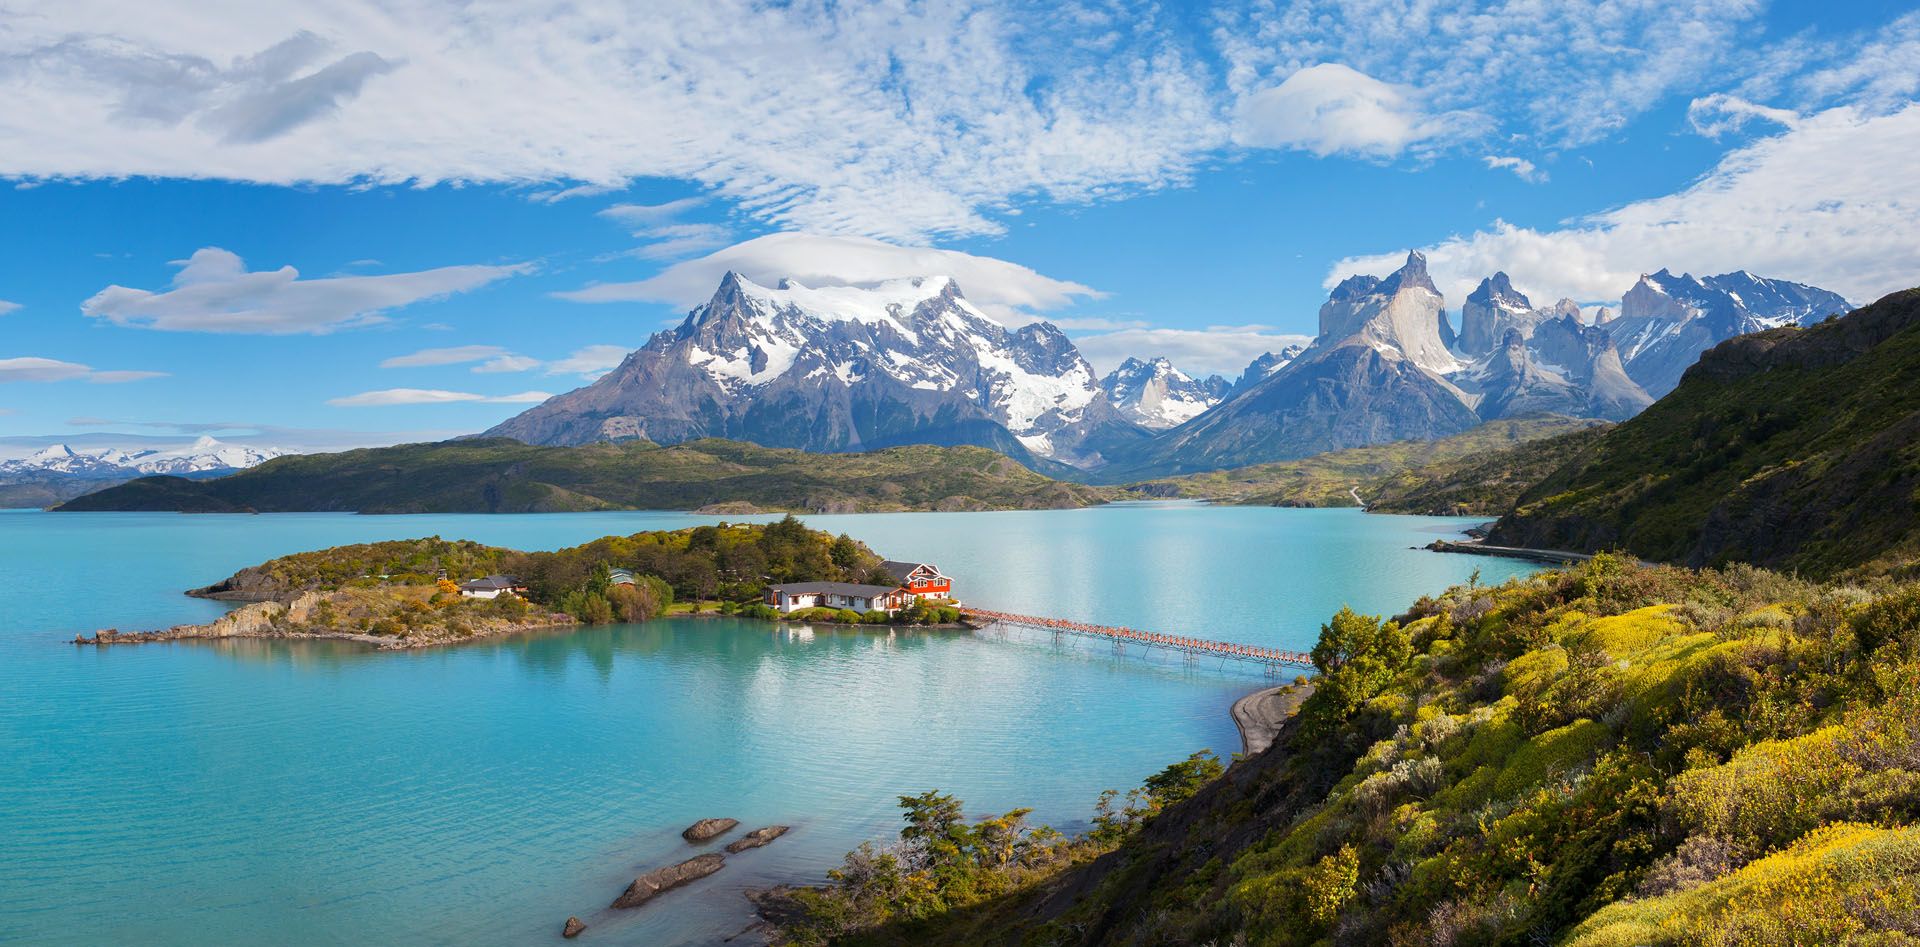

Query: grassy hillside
[773,555,1920,945]
[1132,417,1605,510]
[55,438,1114,514]
[1365,424,1612,516]
[1490,289,1920,578]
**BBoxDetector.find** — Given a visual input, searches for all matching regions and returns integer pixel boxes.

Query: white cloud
[327,388,552,407]
[1216,1,1765,149]
[561,232,1100,323]
[0,300,19,316]
[597,199,731,259]
[87,370,172,384]
[0,3,1224,241]
[81,248,528,334]
[0,358,92,383]
[0,357,167,384]
[544,345,630,378]
[1483,155,1545,183]
[1687,94,1800,137]
[379,345,510,368]
[525,183,622,203]
[1327,104,1920,305]
[1071,327,1315,378]
[475,355,544,373]
[600,199,706,227]
[1235,64,1464,157]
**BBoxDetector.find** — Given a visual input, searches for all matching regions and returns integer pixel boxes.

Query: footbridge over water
[958,607,1316,673]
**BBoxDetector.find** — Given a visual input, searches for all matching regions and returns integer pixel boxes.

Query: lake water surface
[0,504,1538,945]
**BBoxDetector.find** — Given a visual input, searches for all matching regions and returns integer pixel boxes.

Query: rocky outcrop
[682,818,739,842]
[611,853,726,909]
[73,588,575,651]
[725,825,791,853]
[1457,272,1538,357]
[561,916,586,938]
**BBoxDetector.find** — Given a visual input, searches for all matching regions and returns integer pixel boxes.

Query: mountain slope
[792,557,1920,945]
[483,273,1145,471]
[1490,288,1920,577]
[55,438,1113,514]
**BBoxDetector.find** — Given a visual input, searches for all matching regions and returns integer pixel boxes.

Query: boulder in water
[681,818,738,842]
[611,853,725,909]
[725,826,791,853]
[561,916,586,938]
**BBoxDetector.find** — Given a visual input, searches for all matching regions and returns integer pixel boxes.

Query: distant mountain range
[0,437,289,507]
[481,261,1847,479]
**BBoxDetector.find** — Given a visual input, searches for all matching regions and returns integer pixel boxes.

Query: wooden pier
[958,607,1315,672]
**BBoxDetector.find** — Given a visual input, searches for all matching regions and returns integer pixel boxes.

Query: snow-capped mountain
[1099,357,1231,430]
[484,272,1149,469]
[0,437,292,508]
[1448,275,1653,422]
[1609,269,1850,396]
[0,437,289,478]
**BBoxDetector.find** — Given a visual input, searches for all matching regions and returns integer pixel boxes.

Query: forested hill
[1489,288,1920,578]
[53,438,1112,514]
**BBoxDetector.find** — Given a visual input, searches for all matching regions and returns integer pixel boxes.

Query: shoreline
[1424,538,1598,565]
[1230,682,1313,757]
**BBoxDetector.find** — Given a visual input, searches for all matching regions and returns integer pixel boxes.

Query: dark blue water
[0,504,1536,945]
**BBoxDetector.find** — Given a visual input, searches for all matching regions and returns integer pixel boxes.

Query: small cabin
[764,582,912,614]
[607,569,636,587]
[458,575,527,599]
[881,560,953,601]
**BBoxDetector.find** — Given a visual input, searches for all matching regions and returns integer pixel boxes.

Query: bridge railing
[958,607,1314,670]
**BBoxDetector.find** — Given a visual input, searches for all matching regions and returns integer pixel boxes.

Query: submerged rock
[725,826,790,853]
[561,916,586,938]
[612,853,725,909]
[681,818,739,842]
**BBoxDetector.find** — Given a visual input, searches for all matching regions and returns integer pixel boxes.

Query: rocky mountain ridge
[1098,356,1231,430]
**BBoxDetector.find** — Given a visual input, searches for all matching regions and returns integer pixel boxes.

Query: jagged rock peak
[1467,272,1531,310]
[1378,250,1439,296]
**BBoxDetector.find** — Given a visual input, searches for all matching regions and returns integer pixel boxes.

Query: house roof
[770,581,903,597]
[607,568,635,585]
[880,560,940,580]
[459,574,522,591]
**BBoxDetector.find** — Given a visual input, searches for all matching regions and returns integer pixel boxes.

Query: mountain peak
[1377,250,1438,296]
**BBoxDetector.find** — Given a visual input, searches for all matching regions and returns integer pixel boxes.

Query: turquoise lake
[0,503,1540,945]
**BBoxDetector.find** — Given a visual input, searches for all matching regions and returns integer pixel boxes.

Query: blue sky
[2,0,1917,452]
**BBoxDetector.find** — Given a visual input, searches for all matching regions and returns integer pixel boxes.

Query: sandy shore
[1231,682,1314,756]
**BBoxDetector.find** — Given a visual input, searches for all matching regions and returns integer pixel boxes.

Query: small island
[74,516,962,650]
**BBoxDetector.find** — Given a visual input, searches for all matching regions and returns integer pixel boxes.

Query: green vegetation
[1492,289,1920,577]
[1364,423,1611,515]
[193,516,903,629]
[771,752,1224,946]
[779,554,1920,944]
[56,438,1114,514]
[1133,417,1605,510]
